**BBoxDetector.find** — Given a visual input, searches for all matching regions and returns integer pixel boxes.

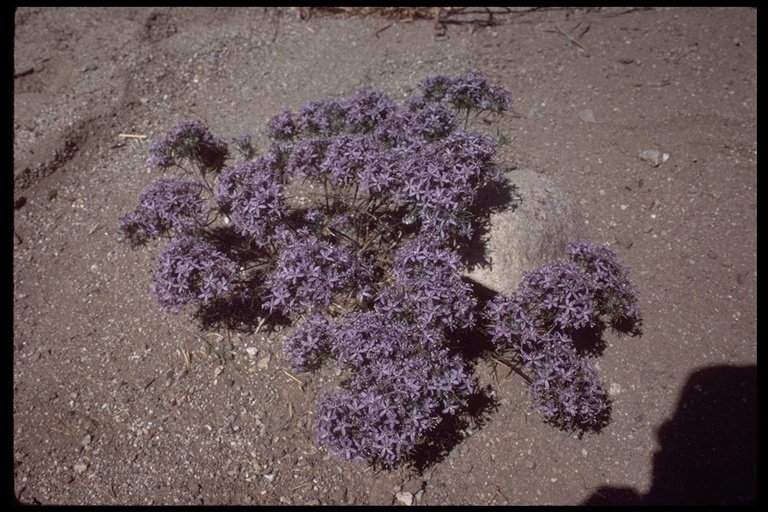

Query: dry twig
[539,23,591,55]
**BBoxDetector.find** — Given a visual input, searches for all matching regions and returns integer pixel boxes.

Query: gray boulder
[464,169,589,297]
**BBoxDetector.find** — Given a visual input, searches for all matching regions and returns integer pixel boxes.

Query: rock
[615,234,634,249]
[578,108,596,123]
[396,491,414,506]
[464,170,589,297]
[639,149,669,167]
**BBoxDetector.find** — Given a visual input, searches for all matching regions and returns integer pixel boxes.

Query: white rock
[639,149,669,167]
[396,491,414,506]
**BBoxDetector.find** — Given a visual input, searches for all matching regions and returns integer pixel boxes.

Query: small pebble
[578,109,596,123]
[639,149,670,167]
[396,491,414,506]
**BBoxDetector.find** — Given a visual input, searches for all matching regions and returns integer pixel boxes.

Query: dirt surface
[13,7,756,506]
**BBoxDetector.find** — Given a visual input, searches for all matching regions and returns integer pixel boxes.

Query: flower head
[118,179,207,247]
[147,120,228,171]
[150,235,237,313]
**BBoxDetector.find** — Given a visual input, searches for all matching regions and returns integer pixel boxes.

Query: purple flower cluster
[214,159,285,247]
[300,311,476,468]
[283,313,333,372]
[150,235,237,313]
[381,235,476,332]
[273,85,504,245]
[264,230,373,318]
[391,130,500,242]
[296,99,348,138]
[266,111,297,142]
[413,70,514,118]
[567,242,642,328]
[319,135,379,187]
[485,241,641,430]
[147,119,228,172]
[118,178,208,247]
[342,89,398,134]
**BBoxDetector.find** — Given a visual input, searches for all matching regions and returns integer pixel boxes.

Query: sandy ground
[13,7,755,505]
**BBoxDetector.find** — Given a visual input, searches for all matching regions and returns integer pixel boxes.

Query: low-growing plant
[119,70,641,469]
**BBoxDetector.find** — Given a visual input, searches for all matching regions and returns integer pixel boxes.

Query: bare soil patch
[13,7,755,505]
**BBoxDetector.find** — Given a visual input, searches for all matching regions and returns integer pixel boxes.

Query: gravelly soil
[13,7,756,505]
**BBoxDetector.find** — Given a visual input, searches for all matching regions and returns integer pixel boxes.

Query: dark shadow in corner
[582,364,757,506]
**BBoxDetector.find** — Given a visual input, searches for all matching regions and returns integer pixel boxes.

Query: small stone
[396,491,414,506]
[578,109,596,123]
[245,346,259,358]
[264,472,276,482]
[74,462,88,474]
[581,448,588,457]
[257,355,270,370]
[639,149,670,167]
[615,235,634,249]
[524,459,536,469]
[81,434,92,446]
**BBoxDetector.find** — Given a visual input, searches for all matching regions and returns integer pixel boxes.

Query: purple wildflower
[147,120,228,171]
[150,235,237,313]
[214,159,285,247]
[118,179,208,247]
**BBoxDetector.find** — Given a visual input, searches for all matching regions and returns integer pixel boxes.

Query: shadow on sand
[582,364,756,506]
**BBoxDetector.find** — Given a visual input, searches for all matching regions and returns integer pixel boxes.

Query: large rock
[464,169,589,297]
